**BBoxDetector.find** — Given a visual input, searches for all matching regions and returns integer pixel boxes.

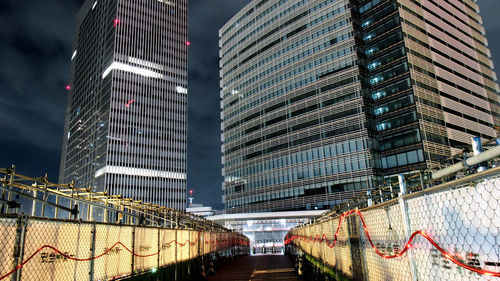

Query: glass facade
[59,0,188,212]
[220,0,499,213]
[220,0,377,213]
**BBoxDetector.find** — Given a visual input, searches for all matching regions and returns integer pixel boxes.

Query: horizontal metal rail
[0,167,228,232]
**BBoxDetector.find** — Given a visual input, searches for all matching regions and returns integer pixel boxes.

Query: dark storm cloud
[187,0,249,209]
[0,0,82,150]
[0,0,84,178]
[478,0,500,72]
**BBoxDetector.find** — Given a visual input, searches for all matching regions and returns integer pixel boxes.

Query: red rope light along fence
[285,209,500,278]
[0,232,249,280]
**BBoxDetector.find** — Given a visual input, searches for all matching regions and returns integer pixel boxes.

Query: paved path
[207,254,301,281]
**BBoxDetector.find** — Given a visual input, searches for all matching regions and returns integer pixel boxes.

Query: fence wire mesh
[93,224,133,280]
[0,217,249,280]
[0,218,20,280]
[286,172,500,280]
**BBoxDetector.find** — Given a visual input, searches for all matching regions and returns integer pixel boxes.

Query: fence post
[345,209,366,281]
[366,190,373,207]
[174,228,178,281]
[157,228,160,273]
[31,191,37,216]
[320,222,327,272]
[187,230,191,278]
[356,210,371,281]
[131,224,136,275]
[12,215,27,281]
[398,174,418,281]
[88,221,96,281]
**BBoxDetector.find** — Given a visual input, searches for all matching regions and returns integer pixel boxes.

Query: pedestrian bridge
[1,147,500,280]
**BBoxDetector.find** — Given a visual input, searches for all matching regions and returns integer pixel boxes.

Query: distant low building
[186,204,215,217]
[208,210,325,254]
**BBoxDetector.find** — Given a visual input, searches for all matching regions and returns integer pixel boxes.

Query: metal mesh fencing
[93,224,133,280]
[159,228,177,266]
[133,226,159,273]
[176,230,190,262]
[0,217,249,280]
[286,172,500,280]
[0,217,22,280]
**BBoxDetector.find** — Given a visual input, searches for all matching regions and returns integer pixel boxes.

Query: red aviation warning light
[66,85,71,91]
[113,18,120,27]
[188,189,194,204]
[185,41,191,46]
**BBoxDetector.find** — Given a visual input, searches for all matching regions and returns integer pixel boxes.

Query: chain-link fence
[286,168,500,280]
[0,216,249,280]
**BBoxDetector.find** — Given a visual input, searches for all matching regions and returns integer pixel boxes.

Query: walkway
[208,254,301,281]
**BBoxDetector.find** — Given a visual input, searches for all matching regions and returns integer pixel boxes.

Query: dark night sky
[0,0,498,210]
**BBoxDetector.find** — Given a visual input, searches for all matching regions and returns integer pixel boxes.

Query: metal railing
[0,166,226,230]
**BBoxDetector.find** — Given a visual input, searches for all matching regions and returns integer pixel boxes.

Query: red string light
[0,232,248,280]
[286,209,500,277]
[126,99,135,108]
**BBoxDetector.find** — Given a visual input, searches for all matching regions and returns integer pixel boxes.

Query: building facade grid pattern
[219,0,499,213]
[59,0,188,213]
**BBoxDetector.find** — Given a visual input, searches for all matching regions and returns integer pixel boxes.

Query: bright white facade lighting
[176,86,188,94]
[128,56,164,71]
[157,0,175,6]
[95,165,186,180]
[102,62,165,79]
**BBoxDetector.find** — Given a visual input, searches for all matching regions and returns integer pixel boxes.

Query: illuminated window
[371,90,386,100]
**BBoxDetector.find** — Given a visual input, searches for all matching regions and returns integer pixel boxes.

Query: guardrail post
[398,174,418,281]
[12,215,27,281]
[88,221,96,281]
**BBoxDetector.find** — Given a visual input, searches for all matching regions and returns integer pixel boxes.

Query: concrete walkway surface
[207,254,301,280]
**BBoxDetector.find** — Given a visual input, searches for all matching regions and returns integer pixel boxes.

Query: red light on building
[185,41,191,46]
[113,18,120,27]
[66,85,71,90]
[189,189,193,195]
[126,99,135,108]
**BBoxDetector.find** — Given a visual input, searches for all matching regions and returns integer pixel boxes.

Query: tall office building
[219,0,499,213]
[59,0,188,210]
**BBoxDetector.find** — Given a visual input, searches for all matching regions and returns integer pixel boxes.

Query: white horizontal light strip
[176,86,188,94]
[95,165,186,180]
[102,62,165,79]
[128,56,165,71]
[157,0,175,6]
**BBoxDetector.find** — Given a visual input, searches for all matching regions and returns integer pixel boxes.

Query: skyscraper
[219,0,499,213]
[59,0,188,210]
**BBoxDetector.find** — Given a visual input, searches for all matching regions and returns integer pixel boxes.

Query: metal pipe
[432,145,500,179]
